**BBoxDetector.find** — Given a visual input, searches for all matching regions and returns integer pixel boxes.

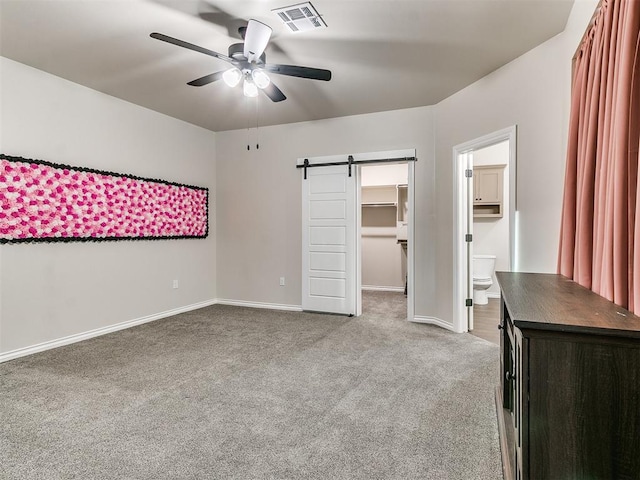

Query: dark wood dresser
[495,272,640,480]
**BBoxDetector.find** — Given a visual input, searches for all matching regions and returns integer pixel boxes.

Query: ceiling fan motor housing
[228,43,265,65]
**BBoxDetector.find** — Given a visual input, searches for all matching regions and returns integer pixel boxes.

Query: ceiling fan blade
[150,32,236,65]
[187,71,225,87]
[199,12,246,40]
[264,64,332,81]
[243,20,272,63]
[261,82,287,102]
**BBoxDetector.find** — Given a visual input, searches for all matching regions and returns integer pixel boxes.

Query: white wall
[473,141,509,297]
[0,57,217,356]
[215,1,597,330]
[215,107,437,315]
[0,0,596,350]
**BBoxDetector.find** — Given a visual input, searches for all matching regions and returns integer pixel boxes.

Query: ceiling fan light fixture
[252,69,271,89]
[222,68,242,87]
[243,78,259,97]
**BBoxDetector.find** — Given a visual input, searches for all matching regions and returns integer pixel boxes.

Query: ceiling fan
[150,19,331,102]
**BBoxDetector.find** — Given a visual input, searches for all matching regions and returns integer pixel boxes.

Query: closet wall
[361,164,408,290]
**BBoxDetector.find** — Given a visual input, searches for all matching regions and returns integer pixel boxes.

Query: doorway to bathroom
[453,126,516,334]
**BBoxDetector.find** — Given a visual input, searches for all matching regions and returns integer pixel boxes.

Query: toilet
[473,255,496,305]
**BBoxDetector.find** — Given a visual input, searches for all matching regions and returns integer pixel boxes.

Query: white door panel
[310,200,346,219]
[310,174,347,194]
[309,277,346,298]
[310,252,346,271]
[310,226,346,245]
[302,164,355,315]
[466,153,474,331]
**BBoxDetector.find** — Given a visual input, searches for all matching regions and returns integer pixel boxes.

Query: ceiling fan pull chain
[246,95,251,151]
[256,98,260,150]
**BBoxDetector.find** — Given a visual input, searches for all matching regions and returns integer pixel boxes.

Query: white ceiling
[0,0,575,132]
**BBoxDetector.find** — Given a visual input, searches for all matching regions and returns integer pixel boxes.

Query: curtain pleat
[559,0,640,314]
[628,18,640,312]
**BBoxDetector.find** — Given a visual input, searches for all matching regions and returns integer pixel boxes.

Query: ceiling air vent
[272,2,327,33]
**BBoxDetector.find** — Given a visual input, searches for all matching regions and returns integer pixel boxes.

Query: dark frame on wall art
[0,154,209,244]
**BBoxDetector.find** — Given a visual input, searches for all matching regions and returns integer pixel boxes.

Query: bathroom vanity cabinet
[473,165,504,218]
[495,272,640,480]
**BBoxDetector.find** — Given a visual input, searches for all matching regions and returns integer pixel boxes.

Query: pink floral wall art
[0,155,209,243]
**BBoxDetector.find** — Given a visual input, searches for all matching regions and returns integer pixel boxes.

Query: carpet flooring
[361,290,407,320]
[0,292,502,479]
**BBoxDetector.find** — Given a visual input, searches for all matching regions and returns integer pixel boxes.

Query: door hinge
[466,298,473,307]
[465,234,473,242]
[465,169,473,178]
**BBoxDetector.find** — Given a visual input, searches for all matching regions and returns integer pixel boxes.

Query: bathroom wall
[473,140,510,297]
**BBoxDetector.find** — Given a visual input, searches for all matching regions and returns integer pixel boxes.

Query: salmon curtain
[558,0,640,313]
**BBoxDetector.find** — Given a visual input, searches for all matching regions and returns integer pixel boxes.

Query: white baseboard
[215,298,303,312]
[362,285,405,292]
[1,301,464,364]
[487,292,501,299]
[412,315,458,332]
[0,299,217,364]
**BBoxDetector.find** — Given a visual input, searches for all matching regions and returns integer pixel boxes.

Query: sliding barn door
[302,164,356,315]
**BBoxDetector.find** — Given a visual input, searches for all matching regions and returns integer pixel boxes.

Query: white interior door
[302,164,356,315]
[466,153,474,331]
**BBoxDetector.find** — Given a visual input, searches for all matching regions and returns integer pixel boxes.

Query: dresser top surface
[495,272,640,336]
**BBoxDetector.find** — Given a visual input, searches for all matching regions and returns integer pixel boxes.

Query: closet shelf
[361,202,397,207]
